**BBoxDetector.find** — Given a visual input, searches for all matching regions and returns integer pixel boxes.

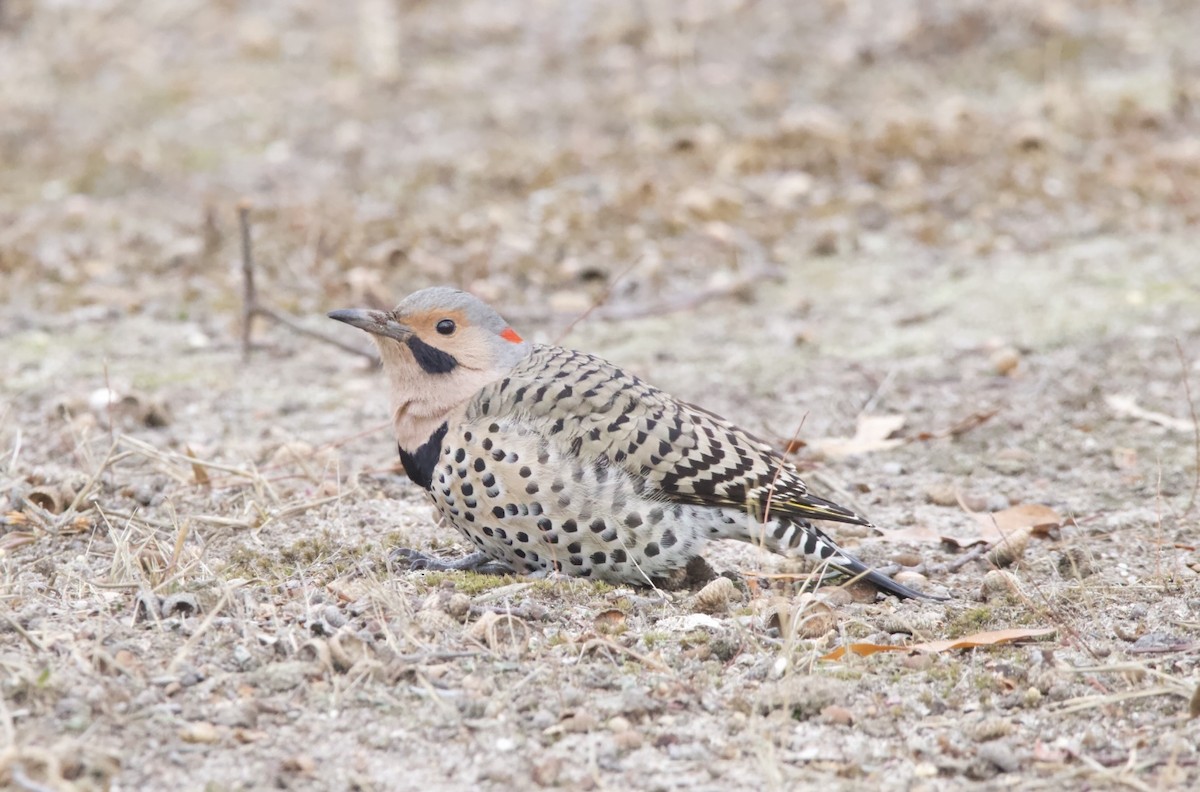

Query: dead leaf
[810,414,906,458]
[593,609,627,633]
[821,627,1056,661]
[971,504,1063,543]
[1106,394,1193,432]
[874,524,943,544]
[185,445,210,487]
[913,408,999,441]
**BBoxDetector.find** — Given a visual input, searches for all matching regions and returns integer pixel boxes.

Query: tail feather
[739,514,947,601]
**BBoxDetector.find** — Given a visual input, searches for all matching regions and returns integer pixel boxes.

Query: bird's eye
[436,319,456,335]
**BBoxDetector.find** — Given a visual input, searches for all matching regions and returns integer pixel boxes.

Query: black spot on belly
[525,482,539,495]
[474,458,486,472]
[661,529,677,548]
[644,542,660,557]
[537,518,552,532]
[481,472,496,487]
[590,519,606,533]
[516,532,529,543]
[590,551,607,565]
[492,506,505,519]
[625,513,643,528]
[569,555,584,566]
[611,548,627,563]
[562,519,578,533]
[461,482,474,496]
[397,423,448,490]
[519,466,532,478]
[567,541,582,553]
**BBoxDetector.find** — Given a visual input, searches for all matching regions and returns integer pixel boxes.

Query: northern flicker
[330,287,942,599]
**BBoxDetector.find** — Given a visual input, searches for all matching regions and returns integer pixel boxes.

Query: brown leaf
[810,414,906,458]
[186,445,211,487]
[873,524,943,544]
[821,627,1056,661]
[970,504,1063,543]
[593,609,627,633]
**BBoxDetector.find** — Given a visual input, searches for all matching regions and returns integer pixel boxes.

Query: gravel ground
[2,1,1199,790]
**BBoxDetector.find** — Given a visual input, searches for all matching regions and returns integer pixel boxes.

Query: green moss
[947,606,996,637]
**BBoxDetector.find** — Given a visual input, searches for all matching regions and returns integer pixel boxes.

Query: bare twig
[588,265,782,322]
[947,542,991,572]
[1175,339,1200,517]
[554,256,644,344]
[168,589,231,674]
[578,636,670,673]
[239,200,257,362]
[1,613,47,653]
[237,202,379,365]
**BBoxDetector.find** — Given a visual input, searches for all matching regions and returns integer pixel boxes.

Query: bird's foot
[391,548,516,576]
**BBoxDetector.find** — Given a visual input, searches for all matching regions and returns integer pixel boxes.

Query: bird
[329,287,942,600]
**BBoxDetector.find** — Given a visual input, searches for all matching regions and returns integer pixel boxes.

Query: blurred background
[2,0,1198,337]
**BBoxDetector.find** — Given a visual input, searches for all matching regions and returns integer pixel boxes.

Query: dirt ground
[3,1,1200,789]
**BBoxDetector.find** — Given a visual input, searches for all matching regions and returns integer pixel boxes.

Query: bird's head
[329,287,531,416]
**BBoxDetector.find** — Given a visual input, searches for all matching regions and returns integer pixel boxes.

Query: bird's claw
[390,548,515,576]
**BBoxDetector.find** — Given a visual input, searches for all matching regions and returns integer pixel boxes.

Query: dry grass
[3,0,1200,789]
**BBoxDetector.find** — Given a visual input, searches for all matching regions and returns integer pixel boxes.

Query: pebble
[990,346,1021,376]
[925,483,958,506]
[531,757,563,786]
[179,721,220,744]
[980,570,1020,600]
[977,741,1021,773]
[820,705,854,726]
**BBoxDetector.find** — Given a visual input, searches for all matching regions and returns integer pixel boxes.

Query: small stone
[322,605,347,629]
[445,593,471,619]
[893,571,929,589]
[179,721,220,744]
[548,711,598,735]
[820,705,854,726]
[607,716,632,732]
[161,593,199,618]
[990,347,1021,376]
[613,729,643,751]
[281,754,317,775]
[531,757,563,786]
[969,716,1015,742]
[977,741,1021,773]
[980,570,1020,600]
[925,483,959,507]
